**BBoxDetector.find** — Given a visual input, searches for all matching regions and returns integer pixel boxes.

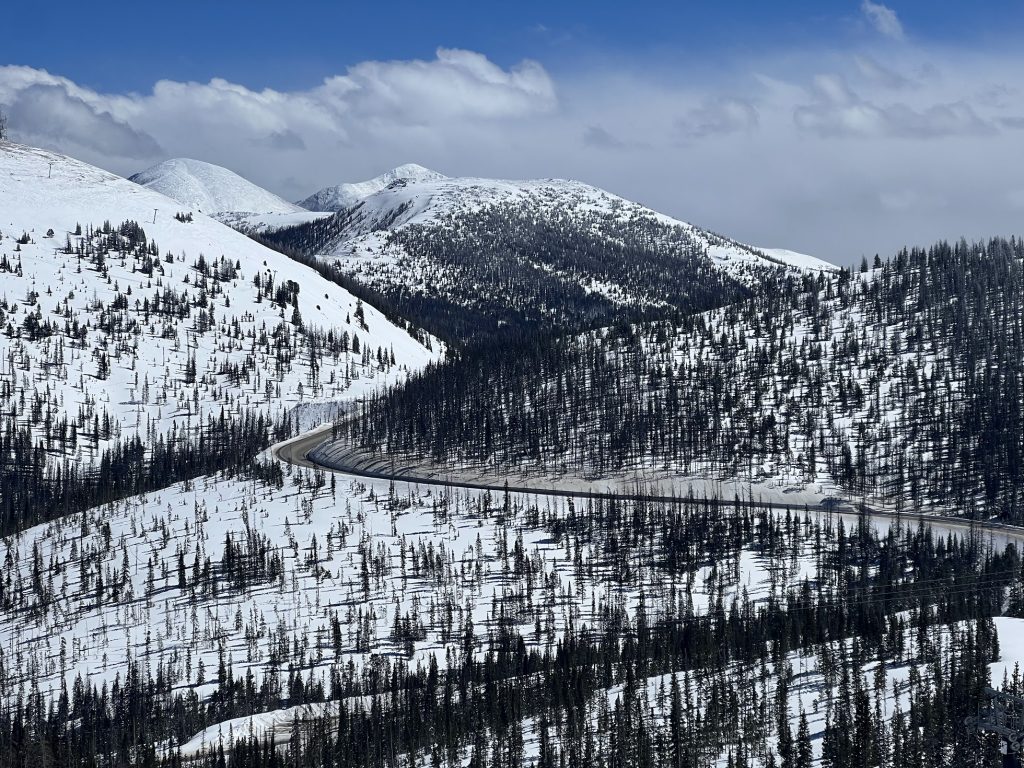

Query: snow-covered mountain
[268,173,837,342]
[0,142,440,469]
[296,163,447,212]
[130,157,304,216]
[288,173,838,277]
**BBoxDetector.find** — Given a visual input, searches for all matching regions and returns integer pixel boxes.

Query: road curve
[272,423,332,470]
[272,425,1024,542]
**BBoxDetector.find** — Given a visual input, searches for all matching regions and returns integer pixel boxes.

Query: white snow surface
[297,163,447,212]
[0,141,440,460]
[130,157,303,216]
[0,457,1012,765]
[749,246,838,274]
[176,702,341,757]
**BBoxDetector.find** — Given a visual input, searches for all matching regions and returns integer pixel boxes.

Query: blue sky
[8,1,1023,92]
[3,1,1024,262]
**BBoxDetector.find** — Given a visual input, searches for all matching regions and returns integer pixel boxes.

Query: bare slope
[130,157,303,216]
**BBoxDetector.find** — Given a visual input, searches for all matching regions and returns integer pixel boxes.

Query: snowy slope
[130,157,303,216]
[275,176,838,315]
[292,174,837,282]
[216,209,332,236]
[0,463,1010,765]
[754,246,836,272]
[0,145,1007,764]
[296,163,447,212]
[267,173,839,342]
[0,141,440,463]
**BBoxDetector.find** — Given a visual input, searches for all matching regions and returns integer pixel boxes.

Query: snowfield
[130,157,304,216]
[0,139,1015,768]
[0,458,1015,765]
[755,247,839,273]
[215,209,332,236]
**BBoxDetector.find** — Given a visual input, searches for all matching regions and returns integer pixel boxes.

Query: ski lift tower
[966,687,1024,768]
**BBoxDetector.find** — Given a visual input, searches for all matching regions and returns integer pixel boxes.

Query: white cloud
[5,82,161,158]
[793,73,994,138]
[583,125,626,150]
[0,49,555,184]
[328,48,556,121]
[854,55,914,89]
[861,1,905,40]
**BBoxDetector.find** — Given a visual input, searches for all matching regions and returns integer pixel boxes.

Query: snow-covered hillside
[296,163,447,212]
[287,173,836,282]
[215,209,332,236]
[268,173,838,342]
[130,157,304,216]
[0,461,1013,766]
[0,142,440,468]
[0,142,1015,768]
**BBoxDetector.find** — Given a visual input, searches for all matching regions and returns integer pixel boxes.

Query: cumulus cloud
[0,49,554,178]
[0,74,161,159]
[861,1,905,40]
[325,48,556,122]
[677,97,759,139]
[854,55,914,89]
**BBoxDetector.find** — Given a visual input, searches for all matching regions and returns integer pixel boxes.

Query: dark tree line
[342,237,1024,520]
[0,409,285,537]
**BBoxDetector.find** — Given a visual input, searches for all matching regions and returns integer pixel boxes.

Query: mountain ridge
[296,163,447,212]
[267,172,837,343]
[130,157,304,216]
[0,141,441,520]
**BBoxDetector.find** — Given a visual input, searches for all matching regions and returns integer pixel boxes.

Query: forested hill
[338,236,1024,520]
[264,174,836,345]
[0,142,440,535]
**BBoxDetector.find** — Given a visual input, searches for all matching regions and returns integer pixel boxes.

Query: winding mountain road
[273,425,1024,542]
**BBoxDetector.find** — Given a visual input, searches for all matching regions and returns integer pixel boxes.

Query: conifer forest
[4,18,1024,765]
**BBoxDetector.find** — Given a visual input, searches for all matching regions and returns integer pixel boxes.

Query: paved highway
[273,425,1024,542]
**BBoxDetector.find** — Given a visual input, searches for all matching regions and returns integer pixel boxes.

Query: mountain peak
[387,163,445,179]
[129,157,302,215]
[297,164,447,212]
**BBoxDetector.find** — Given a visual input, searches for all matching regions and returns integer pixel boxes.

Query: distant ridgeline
[344,237,1024,521]
[264,197,767,346]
